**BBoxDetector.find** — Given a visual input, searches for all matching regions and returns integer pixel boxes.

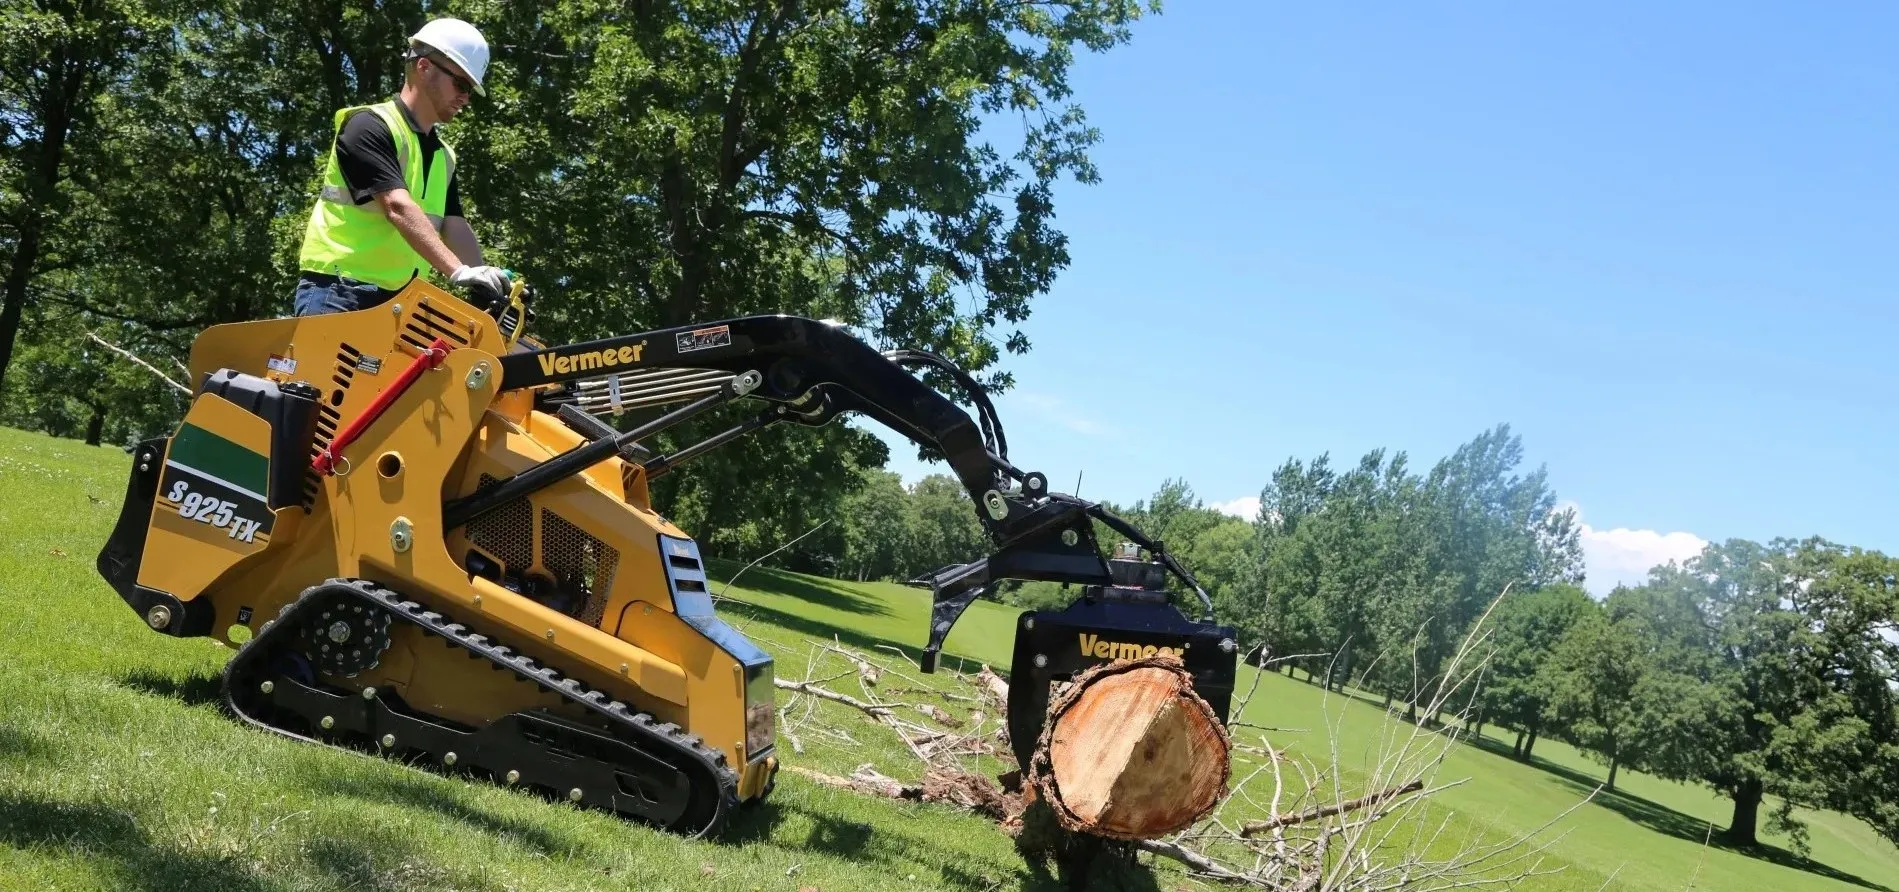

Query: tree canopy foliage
[1466,535,1899,851]
[0,0,1158,549]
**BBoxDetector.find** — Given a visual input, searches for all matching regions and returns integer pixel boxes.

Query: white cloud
[1211,495,1261,521]
[1014,391,1115,439]
[1563,502,1708,597]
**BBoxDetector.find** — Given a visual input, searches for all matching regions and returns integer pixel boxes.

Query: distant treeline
[813,423,1899,854]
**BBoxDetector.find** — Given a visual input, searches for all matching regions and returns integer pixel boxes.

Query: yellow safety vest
[297,100,455,291]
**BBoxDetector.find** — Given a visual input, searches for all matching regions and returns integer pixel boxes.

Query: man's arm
[374,188,465,277]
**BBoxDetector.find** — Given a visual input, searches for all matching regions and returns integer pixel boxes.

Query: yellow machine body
[100,280,777,828]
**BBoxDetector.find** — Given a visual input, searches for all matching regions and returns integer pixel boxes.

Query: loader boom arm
[497,314,1213,670]
[502,317,1002,503]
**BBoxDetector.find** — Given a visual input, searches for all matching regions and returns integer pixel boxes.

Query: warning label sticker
[675,325,732,354]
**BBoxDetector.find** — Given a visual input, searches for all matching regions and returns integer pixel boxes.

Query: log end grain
[1030,655,1231,840]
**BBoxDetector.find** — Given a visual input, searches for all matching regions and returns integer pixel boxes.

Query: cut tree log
[1027,653,1231,840]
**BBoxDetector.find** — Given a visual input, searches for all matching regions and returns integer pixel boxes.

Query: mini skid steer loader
[95,276,1238,837]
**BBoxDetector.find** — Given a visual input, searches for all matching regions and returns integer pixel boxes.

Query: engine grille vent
[302,343,359,507]
[462,475,618,628]
[465,474,534,574]
[401,298,473,355]
[541,509,617,628]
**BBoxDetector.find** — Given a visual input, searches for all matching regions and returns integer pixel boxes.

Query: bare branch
[1241,780,1426,837]
[1134,839,1253,884]
[85,332,189,394]
[773,677,901,718]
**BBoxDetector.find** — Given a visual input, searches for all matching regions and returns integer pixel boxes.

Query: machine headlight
[744,659,775,758]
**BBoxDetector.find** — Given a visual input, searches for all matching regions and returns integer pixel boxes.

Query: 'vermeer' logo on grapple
[1077,633,1183,661]
[537,341,647,376]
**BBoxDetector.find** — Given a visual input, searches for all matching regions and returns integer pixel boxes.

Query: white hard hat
[410,17,489,96]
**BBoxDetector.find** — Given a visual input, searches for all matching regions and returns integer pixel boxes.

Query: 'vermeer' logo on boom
[537,341,647,376]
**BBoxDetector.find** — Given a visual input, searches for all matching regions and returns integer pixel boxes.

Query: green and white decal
[159,422,275,544]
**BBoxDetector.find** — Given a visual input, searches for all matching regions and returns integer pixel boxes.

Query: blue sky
[861,1,1898,595]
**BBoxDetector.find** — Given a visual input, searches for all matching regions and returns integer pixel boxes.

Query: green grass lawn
[0,425,1894,891]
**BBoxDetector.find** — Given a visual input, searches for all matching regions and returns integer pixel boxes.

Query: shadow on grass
[746,796,1159,892]
[118,666,226,708]
[0,791,280,891]
[1467,735,1895,892]
[0,724,50,760]
[303,768,585,858]
[302,836,413,892]
[298,833,495,892]
[708,560,895,619]
[716,595,999,671]
[718,798,787,844]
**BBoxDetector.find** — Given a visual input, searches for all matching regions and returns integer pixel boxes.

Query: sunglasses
[426,54,474,96]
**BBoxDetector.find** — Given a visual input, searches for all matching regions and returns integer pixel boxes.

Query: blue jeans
[293,273,396,316]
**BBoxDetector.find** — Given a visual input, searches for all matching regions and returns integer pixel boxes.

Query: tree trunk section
[1029,655,1230,841]
[0,219,42,396]
[84,405,105,446]
[1513,730,1524,759]
[1607,756,1619,792]
[1725,777,1763,846]
[1524,727,1538,760]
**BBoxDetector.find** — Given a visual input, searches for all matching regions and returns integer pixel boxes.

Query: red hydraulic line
[312,337,453,476]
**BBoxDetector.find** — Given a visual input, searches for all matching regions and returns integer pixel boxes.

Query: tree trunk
[1725,777,1763,846]
[0,236,32,396]
[1029,655,1231,840]
[2,27,90,399]
[1524,727,1538,760]
[1513,730,1525,759]
[83,404,104,446]
[1607,755,1619,792]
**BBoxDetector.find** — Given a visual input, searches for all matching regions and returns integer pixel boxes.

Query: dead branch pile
[762,593,1593,890]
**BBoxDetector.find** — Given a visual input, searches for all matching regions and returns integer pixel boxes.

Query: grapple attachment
[1002,553,1239,772]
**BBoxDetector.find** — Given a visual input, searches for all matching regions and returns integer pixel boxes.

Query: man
[293,17,510,316]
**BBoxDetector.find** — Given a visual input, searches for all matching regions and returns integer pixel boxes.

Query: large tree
[1478,582,1594,761]
[1240,425,1583,709]
[837,467,915,581]
[3,0,429,436]
[1545,605,1648,791]
[1626,538,1899,850]
[0,0,155,397]
[906,472,990,577]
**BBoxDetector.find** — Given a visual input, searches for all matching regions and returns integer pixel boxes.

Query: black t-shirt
[334,102,462,217]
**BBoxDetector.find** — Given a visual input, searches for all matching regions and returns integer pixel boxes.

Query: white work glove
[450,264,511,304]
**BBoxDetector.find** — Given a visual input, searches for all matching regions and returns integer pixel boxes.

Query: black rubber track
[222,577,740,837]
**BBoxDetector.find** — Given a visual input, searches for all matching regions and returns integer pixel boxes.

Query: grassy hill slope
[0,426,1893,891]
